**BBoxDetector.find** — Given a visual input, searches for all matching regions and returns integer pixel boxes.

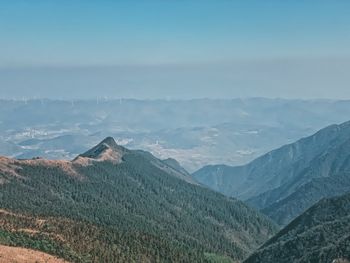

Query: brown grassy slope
[0,245,68,263]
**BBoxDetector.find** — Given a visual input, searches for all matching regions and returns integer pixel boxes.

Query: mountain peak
[74,137,126,164]
[100,136,118,148]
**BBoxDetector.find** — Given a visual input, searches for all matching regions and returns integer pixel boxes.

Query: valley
[2,1,350,261]
[1,100,350,262]
[2,98,350,172]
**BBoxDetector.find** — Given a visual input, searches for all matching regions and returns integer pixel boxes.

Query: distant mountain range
[244,193,350,263]
[193,121,350,225]
[0,137,277,262]
[2,98,350,172]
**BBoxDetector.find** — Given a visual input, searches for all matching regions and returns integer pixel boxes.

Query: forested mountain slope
[194,121,350,225]
[0,137,277,262]
[244,193,350,263]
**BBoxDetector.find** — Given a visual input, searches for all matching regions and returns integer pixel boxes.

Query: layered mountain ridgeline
[244,193,350,263]
[4,98,350,172]
[0,137,277,262]
[193,121,350,225]
[260,172,350,226]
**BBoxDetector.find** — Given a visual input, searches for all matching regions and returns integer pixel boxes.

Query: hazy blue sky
[1,0,350,99]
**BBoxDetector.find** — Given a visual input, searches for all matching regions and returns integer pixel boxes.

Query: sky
[0,0,350,99]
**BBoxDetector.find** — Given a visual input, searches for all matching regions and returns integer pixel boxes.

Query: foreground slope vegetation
[0,137,277,262]
[244,193,350,263]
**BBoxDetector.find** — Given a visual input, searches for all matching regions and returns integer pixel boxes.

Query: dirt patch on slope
[0,245,68,263]
[0,157,22,179]
[18,159,82,179]
[73,146,124,166]
[0,156,84,180]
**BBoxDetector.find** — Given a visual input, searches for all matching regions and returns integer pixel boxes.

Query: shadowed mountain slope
[193,121,350,225]
[244,193,350,263]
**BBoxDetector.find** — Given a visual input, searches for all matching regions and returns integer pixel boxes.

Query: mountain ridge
[193,120,350,225]
[0,137,277,262]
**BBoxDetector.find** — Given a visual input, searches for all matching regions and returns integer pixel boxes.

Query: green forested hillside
[244,193,350,263]
[0,138,277,262]
[194,121,350,225]
[261,172,350,225]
